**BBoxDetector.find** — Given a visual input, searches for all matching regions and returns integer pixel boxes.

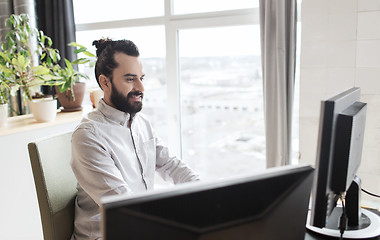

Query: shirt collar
[97,99,132,126]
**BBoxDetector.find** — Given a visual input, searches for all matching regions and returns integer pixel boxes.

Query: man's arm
[155,137,200,184]
[71,127,132,206]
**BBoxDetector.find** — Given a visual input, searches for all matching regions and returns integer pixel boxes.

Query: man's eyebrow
[123,73,137,77]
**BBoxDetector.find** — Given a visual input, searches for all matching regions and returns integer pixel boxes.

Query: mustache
[128,91,144,99]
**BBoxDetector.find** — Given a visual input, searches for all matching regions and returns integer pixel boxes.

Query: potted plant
[0,77,10,127]
[54,42,95,112]
[0,14,62,122]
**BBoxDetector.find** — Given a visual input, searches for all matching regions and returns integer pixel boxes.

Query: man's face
[108,52,145,115]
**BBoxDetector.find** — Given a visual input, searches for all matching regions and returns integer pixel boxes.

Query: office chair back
[28,131,77,240]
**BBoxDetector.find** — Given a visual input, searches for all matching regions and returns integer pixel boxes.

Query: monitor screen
[102,165,314,240]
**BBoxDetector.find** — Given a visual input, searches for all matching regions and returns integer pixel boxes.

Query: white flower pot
[0,103,8,127]
[29,98,57,122]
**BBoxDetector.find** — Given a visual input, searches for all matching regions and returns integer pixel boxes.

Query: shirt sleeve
[155,137,200,184]
[71,126,133,206]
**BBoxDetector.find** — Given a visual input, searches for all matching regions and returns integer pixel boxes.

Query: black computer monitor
[307,87,380,239]
[102,165,314,240]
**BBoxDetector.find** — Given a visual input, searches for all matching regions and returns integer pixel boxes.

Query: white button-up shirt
[71,99,199,240]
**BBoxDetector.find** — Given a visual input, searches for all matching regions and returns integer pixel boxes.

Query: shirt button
[120,121,124,126]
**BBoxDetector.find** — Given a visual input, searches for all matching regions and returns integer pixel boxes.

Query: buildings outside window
[73,0,300,180]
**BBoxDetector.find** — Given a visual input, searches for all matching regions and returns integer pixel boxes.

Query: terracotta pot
[56,82,86,112]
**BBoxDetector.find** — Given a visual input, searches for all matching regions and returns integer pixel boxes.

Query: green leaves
[32,65,50,75]
[29,78,45,87]
[69,42,96,67]
[65,59,74,74]
[1,14,96,103]
[71,58,90,65]
[56,58,80,93]
[0,14,66,101]
[0,51,10,62]
[38,31,61,67]
[12,54,31,70]
[0,79,11,103]
[53,41,94,100]
[38,31,53,48]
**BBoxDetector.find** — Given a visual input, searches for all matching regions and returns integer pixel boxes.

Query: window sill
[0,105,93,137]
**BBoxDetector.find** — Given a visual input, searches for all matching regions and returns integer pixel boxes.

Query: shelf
[0,105,93,137]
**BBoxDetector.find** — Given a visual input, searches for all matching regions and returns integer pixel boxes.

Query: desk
[304,209,380,240]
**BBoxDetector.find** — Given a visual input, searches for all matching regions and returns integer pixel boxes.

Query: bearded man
[70,38,199,240]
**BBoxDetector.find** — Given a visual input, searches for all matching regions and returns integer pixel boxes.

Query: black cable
[362,188,380,198]
[339,196,346,240]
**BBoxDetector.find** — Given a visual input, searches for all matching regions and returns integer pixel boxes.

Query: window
[73,0,164,24]
[173,0,258,15]
[178,25,265,180]
[73,0,274,181]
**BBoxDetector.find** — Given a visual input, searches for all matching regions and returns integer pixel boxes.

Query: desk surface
[304,209,380,240]
[305,231,380,240]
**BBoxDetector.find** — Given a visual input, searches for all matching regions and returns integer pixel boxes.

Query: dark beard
[110,84,143,115]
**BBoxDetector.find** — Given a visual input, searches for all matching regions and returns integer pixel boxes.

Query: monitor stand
[306,207,380,239]
[306,179,380,239]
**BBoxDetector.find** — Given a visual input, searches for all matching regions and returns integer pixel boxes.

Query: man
[70,38,199,240]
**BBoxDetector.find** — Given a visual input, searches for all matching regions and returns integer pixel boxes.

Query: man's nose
[134,78,144,92]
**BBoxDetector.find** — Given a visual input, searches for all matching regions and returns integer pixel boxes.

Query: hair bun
[92,38,113,57]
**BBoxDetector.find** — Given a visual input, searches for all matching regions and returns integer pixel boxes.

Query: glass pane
[179,25,265,181]
[174,0,258,15]
[75,26,168,143]
[73,0,164,24]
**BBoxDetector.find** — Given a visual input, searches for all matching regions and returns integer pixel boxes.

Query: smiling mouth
[131,95,142,101]
[130,92,143,102]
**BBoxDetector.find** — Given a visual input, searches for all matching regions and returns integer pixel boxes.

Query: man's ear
[99,75,110,91]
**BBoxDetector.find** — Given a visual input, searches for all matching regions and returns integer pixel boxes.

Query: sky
[73,0,261,58]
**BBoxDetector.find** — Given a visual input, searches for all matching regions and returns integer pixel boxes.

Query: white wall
[0,122,80,240]
[300,0,380,208]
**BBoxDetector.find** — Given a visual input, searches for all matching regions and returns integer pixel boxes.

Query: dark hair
[92,38,140,88]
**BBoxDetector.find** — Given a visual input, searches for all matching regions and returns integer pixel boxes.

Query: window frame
[75,0,260,157]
